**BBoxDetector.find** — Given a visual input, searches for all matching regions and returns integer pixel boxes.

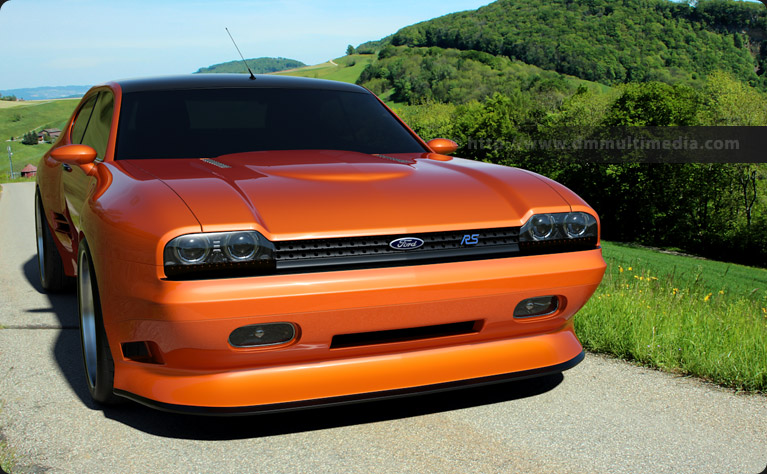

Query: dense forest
[390,0,767,90]
[195,57,305,74]
[356,0,767,266]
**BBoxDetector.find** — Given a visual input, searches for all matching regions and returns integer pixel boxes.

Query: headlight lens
[519,212,598,252]
[564,213,588,238]
[529,214,555,240]
[224,232,259,261]
[164,231,275,279]
[173,235,211,264]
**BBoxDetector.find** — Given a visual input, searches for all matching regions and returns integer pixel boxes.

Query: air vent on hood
[200,158,231,168]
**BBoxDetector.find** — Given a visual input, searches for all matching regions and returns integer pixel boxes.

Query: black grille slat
[273,227,520,271]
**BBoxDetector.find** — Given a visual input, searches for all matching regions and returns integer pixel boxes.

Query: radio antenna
[226,27,256,80]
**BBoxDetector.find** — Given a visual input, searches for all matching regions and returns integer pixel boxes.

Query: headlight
[224,232,259,261]
[173,234,210,264]
[564,213,588,238]
[529,214,555,240]
[164,231,275,279]
[519,212,598,253]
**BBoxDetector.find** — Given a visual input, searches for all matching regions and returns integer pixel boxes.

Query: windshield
[114,88,427,159]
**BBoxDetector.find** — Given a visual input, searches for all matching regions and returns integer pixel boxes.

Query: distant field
[274,54,375,84]
[0,99,78,177]
[0,101,29,109]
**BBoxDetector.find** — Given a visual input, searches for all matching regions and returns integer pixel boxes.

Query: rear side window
[115,87,427,159]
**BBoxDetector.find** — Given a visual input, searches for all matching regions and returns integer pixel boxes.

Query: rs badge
[461,234,479,245]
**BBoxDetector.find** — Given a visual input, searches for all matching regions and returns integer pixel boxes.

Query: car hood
[125,150,572,239]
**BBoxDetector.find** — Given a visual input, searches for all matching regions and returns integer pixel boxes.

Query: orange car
[35,75,605,414]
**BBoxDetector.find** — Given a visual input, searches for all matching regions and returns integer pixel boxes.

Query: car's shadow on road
[23,257,97,409]
[25,256,566,441]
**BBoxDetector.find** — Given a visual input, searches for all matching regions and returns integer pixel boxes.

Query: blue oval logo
[389,237,425,250]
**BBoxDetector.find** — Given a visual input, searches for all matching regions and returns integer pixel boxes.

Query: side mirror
[50,144,97,166]
[427,138,458,155]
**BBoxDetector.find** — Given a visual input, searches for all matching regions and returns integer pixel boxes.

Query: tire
[77,239,120,405]
[35,191,73,292]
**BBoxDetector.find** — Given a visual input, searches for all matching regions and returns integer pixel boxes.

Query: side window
[70,95,98,145]
[81,92,114,161]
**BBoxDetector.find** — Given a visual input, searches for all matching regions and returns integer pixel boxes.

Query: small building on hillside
[20,164,37,178]
[37,129,62,143]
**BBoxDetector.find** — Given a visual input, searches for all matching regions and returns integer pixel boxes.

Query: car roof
[111,74,368,94]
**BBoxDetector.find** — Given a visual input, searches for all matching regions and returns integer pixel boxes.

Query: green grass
[0,402,18,474]
[0,175,35,184]
[577,241,767,392]
[0,438,18,474]
[274,54,375,84]
[0,99,79,175]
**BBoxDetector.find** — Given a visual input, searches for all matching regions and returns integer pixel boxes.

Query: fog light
[229,323,296,347]
[514,296,559,318]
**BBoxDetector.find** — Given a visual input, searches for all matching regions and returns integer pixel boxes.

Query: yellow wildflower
[718,290,724,295]
[672,288,678,295]
[704,293,712,302]
[628,267,633,271]
[619,266,624,273]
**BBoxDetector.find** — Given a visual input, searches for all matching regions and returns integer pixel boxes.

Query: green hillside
[196,57,306,74]
[0,99,79,178]
[273,54,375,84]
[389,0,767,90]
[358,45,608,105]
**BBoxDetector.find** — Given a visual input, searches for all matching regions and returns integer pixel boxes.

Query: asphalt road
[1,181,766,474]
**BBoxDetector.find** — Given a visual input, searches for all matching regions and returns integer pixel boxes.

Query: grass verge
[576,241,767,392]
[0,438,18,474]
[0,403,18,474]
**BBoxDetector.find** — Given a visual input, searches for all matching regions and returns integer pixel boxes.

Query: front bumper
[98,248,605,411]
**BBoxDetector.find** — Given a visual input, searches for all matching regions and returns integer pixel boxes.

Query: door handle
[62,164,72,172]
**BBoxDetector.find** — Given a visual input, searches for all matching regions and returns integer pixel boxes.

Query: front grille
[274,226,520,272]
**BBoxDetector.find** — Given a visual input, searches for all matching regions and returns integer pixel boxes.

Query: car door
[62,90,114,235]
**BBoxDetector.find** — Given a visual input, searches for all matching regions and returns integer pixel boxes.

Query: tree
[346,44,355,56]
[21,131,37,145]
[738,165,759,228]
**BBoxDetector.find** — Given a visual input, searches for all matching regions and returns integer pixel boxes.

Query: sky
[0,0,492,91]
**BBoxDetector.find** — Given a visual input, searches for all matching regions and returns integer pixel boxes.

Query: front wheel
[77,240,119,405]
